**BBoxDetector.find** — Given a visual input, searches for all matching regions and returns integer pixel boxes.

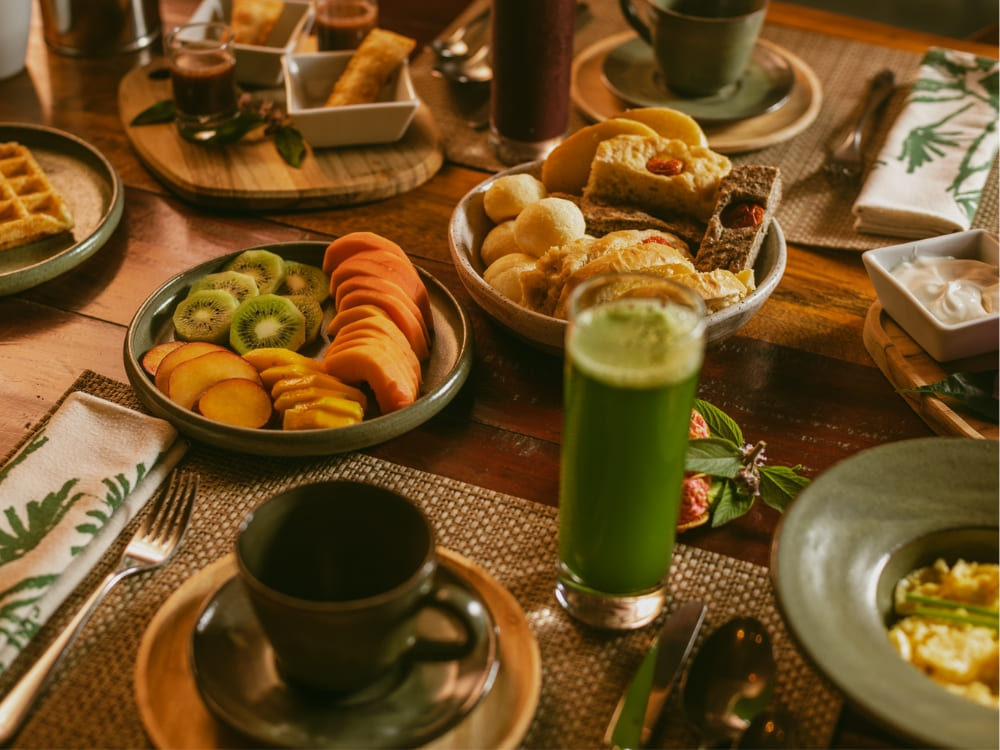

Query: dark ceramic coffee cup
[620,0,768,97]
[235,480,489,693]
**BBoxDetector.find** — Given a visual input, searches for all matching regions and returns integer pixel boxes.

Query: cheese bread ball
[513,197,587,258]
[480,220,521,267]
[483,173,548,223]
[483,252,537,302]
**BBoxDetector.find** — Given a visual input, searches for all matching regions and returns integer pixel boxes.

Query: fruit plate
[447,160,786,355]
[124,241,473,456]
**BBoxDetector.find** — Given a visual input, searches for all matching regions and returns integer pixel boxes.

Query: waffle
[0,141,75,252]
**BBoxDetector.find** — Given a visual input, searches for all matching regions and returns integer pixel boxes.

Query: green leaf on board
[130,99,177,125]
[901,370,999,423]
[274,126,306,167]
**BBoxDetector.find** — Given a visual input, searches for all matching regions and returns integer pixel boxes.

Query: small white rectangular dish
[282,52,419,148]
[189,0,312,87]
[862,230,999,362]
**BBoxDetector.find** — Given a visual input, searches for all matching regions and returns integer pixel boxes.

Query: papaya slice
[327,303,429,361]
[337,286,430,359]
[331,249,433,329]
[323,341,419,414]
[322,231,409,274]
[333,316,419,364]
[326,331,421,387]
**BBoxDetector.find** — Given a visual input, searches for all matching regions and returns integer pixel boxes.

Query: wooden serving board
[863,302,998,440]
[117,62,443,210]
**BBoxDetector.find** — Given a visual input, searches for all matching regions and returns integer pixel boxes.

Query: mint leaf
[204,111,267,144]
[902,371,998,423]
[686,437,743,477]
[274,126,306,167]
[131,99,176,125]
[694,398,743,445]
[759,465,809,513]
[710,480,755,527]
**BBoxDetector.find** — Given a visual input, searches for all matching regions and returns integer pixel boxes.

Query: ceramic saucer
[190,560,500,748]
[572,32,823,154]
[601,37,794,124]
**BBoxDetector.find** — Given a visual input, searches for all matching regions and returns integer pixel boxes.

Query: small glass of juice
[556,271,706,630]
[164,22,239,143]
[314,0,377,51]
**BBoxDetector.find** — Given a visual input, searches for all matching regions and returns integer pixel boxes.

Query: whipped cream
[891,255,999,325]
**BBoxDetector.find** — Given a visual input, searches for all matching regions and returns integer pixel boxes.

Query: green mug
[619,0,768,97]
[235,480,490,692]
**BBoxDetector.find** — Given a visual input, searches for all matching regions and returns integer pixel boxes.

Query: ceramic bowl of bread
[282,28,419,148]
[448,108,786,354]
[190,0,312,87]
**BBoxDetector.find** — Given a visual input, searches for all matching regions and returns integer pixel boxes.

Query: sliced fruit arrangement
[141,234,434,430]
[321,232,433,415]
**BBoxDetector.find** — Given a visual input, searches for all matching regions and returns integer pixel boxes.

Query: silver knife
[604,600,707,750]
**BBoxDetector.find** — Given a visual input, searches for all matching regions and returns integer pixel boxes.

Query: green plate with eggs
[124,242,473,456]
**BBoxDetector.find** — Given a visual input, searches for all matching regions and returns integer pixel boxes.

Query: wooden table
[0,2,995,747]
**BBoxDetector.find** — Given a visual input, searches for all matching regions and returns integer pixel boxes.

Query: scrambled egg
[888,559,999,709]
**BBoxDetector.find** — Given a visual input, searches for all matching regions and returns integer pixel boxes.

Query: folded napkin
[853,47,999,239]
[0,392,186,674]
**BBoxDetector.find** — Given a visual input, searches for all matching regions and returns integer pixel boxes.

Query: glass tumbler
[165,22,239,143]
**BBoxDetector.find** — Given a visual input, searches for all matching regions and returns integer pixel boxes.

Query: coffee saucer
[134,550,541,749]
[572,32,823,154]
[601,37,794,124]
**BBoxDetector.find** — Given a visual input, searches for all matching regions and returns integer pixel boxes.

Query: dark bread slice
[694,165,781,273]
[550,192,705,250]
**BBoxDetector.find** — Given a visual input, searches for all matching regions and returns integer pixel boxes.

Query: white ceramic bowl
[862,229,999,362]
[448,160,787,354]
[189,0,312,87]
[282,52,419,148]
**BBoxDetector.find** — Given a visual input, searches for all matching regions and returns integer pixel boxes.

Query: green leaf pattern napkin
[853,47,999,238]
[0,392,185,673]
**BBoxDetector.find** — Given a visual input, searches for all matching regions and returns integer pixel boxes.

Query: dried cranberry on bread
[694,165,781,274]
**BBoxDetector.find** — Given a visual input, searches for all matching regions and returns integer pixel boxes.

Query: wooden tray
[117,63,443,210]
[863,302,997,440]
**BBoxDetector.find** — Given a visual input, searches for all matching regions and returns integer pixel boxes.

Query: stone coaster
[2,371,843,748]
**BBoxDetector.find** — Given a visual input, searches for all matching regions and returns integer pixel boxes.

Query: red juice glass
[315,0,377,51]
[165,22,239,143]
[489,0,576,165]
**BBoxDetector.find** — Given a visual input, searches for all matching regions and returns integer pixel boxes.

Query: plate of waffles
[0,123,124,296]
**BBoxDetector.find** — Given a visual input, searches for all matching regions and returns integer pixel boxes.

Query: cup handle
[408,583,491,663]
[619,0,651,43]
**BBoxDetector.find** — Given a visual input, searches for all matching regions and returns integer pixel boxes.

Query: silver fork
[0,470,198,744]
[826,69,896,180]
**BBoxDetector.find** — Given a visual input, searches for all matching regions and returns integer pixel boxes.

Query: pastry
[231,0,284,46]
[0,142,75,252]
[325,28,416,107]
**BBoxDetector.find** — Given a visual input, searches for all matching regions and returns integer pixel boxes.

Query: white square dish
[862,230,999,362]
[281,52,419,148]
[189,0,311,87]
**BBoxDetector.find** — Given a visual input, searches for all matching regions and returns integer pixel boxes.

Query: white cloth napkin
[853,47,999,239]
[0,392,186,673]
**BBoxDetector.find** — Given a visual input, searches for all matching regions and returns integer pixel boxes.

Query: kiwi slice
[230,293,307,354]
[189,270,260,303]
[285,294,323,343]
[223,249,287,295]
[173,289,239,344]
[278,261,330,303]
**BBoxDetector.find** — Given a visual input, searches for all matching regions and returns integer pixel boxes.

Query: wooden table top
[0,1,996,747]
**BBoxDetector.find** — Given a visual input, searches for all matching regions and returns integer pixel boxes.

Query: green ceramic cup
[235,480,488,693]
[620,0,768,97]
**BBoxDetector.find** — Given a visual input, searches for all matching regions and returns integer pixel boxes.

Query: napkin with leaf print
[0,392,186,673]
[853,47,999,238]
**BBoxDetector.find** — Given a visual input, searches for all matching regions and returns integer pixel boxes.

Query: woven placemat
[3,371,843,749]
[412,0,998,251]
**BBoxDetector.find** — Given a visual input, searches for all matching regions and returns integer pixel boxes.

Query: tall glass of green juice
[555,272,705,630]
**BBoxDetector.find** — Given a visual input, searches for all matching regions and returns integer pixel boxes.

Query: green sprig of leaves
[130,99,306,168]
[900,370,998,423]
[685,399,810,527]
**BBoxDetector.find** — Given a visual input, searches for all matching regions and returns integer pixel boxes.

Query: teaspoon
[682,617,777,749]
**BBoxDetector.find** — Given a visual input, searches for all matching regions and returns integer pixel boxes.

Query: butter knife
[605,600,707,750]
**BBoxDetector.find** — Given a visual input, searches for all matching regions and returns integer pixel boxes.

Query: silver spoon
[429,6,490,60]
[433,44,493,85]
[682,617,777,749]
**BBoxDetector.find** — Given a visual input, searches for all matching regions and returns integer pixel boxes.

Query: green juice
[558,296,702,596]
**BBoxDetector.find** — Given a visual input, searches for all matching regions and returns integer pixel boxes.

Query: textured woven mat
[412,0,998,251]
[3,371,843,749]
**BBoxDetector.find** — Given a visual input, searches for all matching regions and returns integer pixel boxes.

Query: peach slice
[196,378,273,428]
[141,341,185,377]
[154,341,229,394]
[166,349,263,410]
